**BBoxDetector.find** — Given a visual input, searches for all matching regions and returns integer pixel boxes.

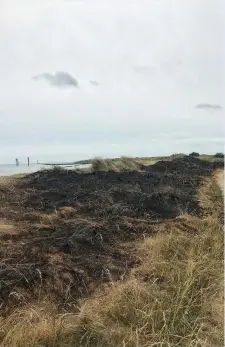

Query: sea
[0,163,89,176]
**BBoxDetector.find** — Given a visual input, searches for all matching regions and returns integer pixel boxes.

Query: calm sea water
[0,163,89,176]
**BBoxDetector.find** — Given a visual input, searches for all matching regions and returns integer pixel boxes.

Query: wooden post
[28,157,30,167]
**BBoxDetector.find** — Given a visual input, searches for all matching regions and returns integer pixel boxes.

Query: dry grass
[0,220,15,234]
[215,170,224,193]
[91,157,141,172]
[0,173,223,347]
[0,302,72,347]
[70,214,223,346]
[198,174,224,221]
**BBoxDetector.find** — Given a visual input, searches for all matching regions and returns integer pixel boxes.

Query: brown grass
[91,157,141,172]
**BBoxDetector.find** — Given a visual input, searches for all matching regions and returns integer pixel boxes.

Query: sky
[0,0,224,163]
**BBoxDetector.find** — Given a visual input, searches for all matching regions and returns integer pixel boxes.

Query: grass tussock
[0,173,223,347]
[91,157,141,172]
[51,165,66,172]
[0,302,71,347]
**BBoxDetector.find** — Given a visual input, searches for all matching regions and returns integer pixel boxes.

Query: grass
[71,205,223,346]
[198,173,224,221]
[89,154,224,173]
[0,172,223,346]
[49,165,66,173]
[91,157,141,172]
[75,153,224,167]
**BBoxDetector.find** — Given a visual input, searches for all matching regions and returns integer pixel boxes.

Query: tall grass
[0,175,223,347]
[91,157,141,172]
[71,215,223,347]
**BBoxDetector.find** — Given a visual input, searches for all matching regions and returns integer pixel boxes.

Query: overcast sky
[0,0,224,163]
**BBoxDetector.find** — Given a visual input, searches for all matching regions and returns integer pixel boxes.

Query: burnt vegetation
[0,156,223,314]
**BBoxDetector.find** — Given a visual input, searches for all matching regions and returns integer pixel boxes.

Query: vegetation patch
[0,156,223,346]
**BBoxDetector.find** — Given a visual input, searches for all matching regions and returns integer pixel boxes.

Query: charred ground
[0,156,223,314]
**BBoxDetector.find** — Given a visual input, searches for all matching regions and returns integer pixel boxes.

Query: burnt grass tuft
[0,156,223,313]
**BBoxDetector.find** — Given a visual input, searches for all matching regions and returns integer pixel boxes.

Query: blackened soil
[0,156,223,313]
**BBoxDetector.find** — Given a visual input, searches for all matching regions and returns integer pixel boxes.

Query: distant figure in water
[15,158,19,166]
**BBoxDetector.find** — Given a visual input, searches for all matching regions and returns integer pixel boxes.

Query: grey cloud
[195,104,222,110]
[90,80,100,86]
[32,71,79,88]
